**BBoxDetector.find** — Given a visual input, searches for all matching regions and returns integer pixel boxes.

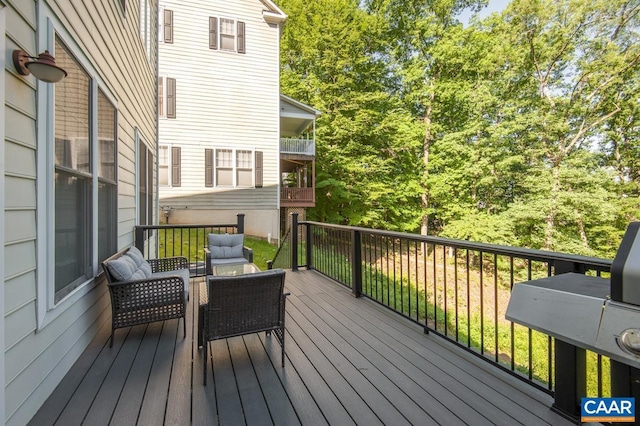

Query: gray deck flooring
[29,269,575,425]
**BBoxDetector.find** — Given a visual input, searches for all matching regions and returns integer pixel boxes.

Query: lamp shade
[13,50,67,83]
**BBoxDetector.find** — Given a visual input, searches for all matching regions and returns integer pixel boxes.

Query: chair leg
[203,341,208,386]
[183,316,186,338]
[281,329,285,367]
[109,331,114,348]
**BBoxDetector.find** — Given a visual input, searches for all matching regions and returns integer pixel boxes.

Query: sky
[457,0,511,26]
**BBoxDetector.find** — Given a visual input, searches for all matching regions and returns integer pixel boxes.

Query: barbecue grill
[506,222,640,420]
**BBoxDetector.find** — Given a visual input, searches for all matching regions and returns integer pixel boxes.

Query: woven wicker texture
[110,277,185,329]
[148,256,189,273]
[202,269,288,384]
[102,250,188,347]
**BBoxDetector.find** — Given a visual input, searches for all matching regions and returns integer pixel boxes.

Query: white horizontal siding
[159,0,281,212]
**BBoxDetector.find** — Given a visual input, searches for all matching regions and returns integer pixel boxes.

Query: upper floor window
[209,17,245,53]
[138,0,155,60]
[158,76,176,118]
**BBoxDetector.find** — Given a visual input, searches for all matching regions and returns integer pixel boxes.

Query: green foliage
[279,0,640,258]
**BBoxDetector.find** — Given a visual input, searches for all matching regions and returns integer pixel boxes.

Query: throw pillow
[106,255,137,281]
[125,246,153,278]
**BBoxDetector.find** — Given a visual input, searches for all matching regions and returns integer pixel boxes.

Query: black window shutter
[164,9,173,43]
[237,21,246,54]
[167,78,176,119]
[209,17,218,49]
[255,151,263,188]
[205,149,213,187]
[172,146,181,187]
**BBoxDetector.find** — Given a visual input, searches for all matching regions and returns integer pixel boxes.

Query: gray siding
[3,0,158,424]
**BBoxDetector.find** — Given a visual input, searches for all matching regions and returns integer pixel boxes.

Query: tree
[279,0,425,231]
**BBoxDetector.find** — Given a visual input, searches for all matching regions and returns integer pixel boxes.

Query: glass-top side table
[212,262,260,276]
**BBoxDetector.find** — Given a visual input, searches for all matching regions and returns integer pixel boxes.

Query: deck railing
[134,214,245,276]
[281,187,315,205]
[280,137,315,155]
[285,213,613,419]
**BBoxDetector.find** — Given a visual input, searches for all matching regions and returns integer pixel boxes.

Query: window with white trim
[209,17,245,53]
[159,145,169,186]
[138,139,154,226]
[53,36,117,303]
[214,148,254,187]
[138,0,154,59]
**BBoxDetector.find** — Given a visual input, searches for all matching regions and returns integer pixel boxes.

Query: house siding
[3,0,158,424]
[158,0,282,237]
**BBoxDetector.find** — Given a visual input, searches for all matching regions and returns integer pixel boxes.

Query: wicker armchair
[202,269,289,385]
[102,248,189,347]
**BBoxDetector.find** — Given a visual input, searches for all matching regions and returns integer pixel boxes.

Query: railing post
[351,230,362,298]
[306,222,313,270]
[134,226,145,254]
[551,260,587,422]
[291,213,299,272]
[236,213,245,234]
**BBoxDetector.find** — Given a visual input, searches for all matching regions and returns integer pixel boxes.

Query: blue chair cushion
[106,247,153,281]
[208,234,244,259]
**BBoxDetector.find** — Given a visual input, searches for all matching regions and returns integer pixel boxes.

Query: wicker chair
[204,233,254,275]
[102,248,189,347]
[201,269,289,385]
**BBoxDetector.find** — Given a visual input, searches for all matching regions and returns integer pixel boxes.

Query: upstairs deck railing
[280,137,315,155]
[279,213,613,419]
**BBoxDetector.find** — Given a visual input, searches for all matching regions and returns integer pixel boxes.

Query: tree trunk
[544,164,560,250]
[421,81,435,237]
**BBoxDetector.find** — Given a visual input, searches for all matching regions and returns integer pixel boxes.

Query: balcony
[280,137,315,156]
[281,186,315,207]
[29,220,618,424]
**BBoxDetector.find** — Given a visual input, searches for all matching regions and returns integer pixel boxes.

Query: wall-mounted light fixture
[13,49,68,83]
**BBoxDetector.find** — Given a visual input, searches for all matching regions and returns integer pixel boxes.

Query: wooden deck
[29,270,574,426]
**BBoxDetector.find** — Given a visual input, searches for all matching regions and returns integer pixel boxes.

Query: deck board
[29,270,576,426]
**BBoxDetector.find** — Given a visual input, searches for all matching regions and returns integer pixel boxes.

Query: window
[97,90,118,267]
[158,76,176,118]
[138,139,153,226]
[236,150,252,187]
[159,7,173,43]
[53,37,117,303]
[139,0,155,59]
[209,17,245,53]
[216,148,233,186]
[159,145,169,186]
[212,148,261,187]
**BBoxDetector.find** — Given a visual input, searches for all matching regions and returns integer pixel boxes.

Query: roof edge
[280,94,322,116]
